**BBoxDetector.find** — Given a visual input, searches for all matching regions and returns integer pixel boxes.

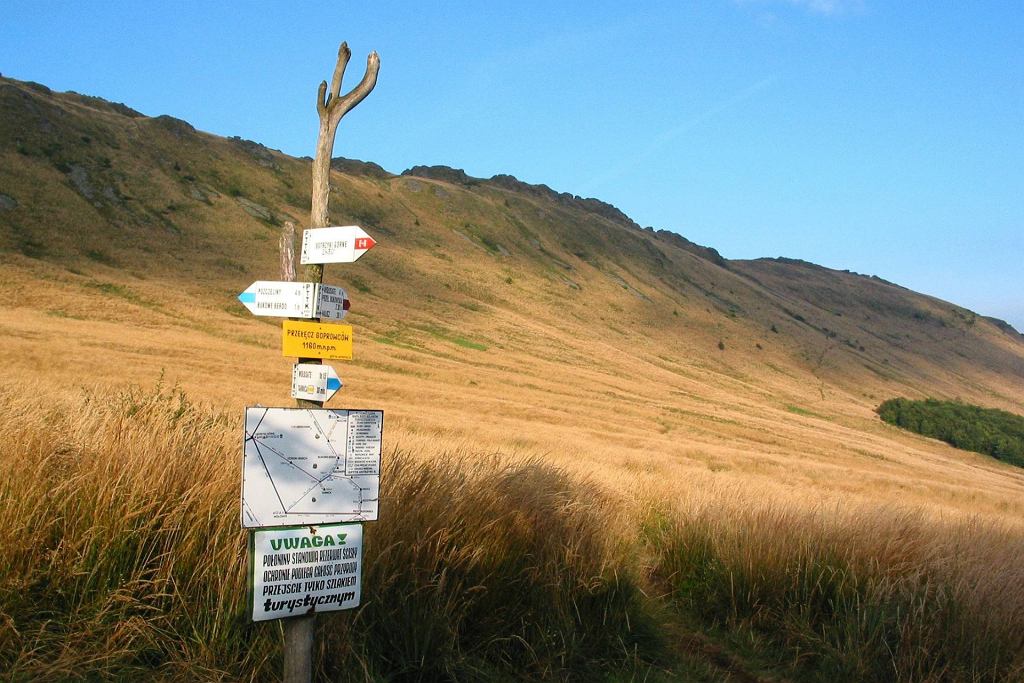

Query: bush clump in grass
[877,398,1024,467]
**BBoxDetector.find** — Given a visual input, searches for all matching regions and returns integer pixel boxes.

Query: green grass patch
[451,336,487,351]
[83,280,161,310]
[84,249,119,267]
[371,330,423,352]
[785,404,825,419]
[347,275,372,294]
[417,323,489,351]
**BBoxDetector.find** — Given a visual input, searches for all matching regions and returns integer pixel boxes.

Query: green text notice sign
[250,523,362,622]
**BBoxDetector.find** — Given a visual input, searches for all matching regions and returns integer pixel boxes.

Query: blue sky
[2,1,1022,330]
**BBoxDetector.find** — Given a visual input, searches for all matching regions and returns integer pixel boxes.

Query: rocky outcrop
[331,156,392,179]
[654,229,727,268]
[401,165,644,232]
[146,115,196,139]
[402,165,479,186]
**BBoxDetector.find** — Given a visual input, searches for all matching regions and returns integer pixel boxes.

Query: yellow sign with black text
[281,320,353,360]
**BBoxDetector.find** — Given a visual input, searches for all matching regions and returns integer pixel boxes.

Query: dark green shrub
[877,398,1024,467]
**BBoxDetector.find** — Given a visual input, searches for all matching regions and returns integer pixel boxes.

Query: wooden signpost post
[238,41,381,683]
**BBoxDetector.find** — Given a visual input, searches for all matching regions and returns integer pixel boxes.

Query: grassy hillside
[2,75,1024,679]
[2,75,1023,516]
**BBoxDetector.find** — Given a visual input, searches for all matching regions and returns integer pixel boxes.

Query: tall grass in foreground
[644,500,1024,681]
[3,381,1024,681]
[0,383,655,681]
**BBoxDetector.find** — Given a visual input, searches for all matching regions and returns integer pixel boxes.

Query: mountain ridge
[1,73,1022,428]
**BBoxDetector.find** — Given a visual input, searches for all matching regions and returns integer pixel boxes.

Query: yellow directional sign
[281,320,353,360]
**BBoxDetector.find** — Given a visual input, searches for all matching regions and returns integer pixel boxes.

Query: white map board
[242,408,383,528]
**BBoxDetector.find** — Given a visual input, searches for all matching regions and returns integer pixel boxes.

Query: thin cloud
[735,0,865,16]
[579,75,777,196]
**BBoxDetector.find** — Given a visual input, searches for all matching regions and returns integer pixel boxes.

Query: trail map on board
[242,408,382,528]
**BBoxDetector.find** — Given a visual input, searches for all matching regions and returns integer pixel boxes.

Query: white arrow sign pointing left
[238,282,350,319]
[238,281,317,317]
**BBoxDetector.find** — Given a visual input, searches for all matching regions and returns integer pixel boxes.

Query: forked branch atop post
[310,42,380,245]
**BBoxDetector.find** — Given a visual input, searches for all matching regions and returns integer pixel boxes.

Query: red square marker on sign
[355,237,375,250]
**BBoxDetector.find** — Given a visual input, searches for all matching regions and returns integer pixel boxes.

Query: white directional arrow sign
[291,363,343,402]
[238,282,350,319]
[300,225,377,265]
[238,281,317,317]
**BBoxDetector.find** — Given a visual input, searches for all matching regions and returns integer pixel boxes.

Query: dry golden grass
[645,495,1024,680]
[2,251,1023,528]
[0,382,656,680]
[3,379,1024,680]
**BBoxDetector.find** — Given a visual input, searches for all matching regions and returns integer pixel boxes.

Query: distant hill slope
[1,73,1021,420]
